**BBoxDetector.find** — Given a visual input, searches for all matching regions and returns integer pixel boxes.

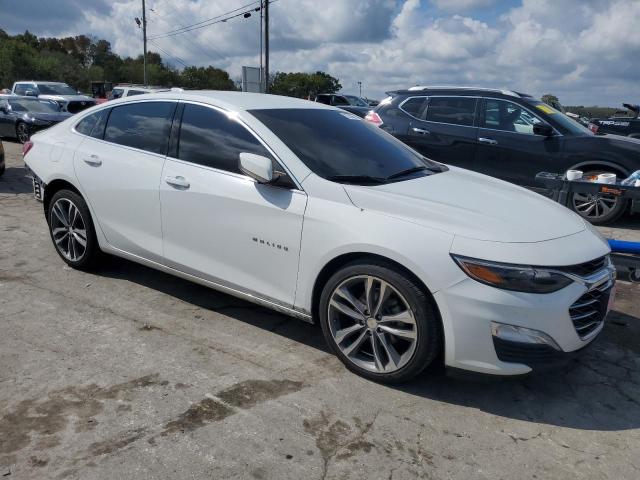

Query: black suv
[368,87,640,224]
[315,94,371,118]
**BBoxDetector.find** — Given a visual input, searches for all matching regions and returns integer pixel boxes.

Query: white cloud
[5,0,640,106]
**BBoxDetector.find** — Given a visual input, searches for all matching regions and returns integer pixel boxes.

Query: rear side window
[104,102,174,154]
[177,104,271,174]
[400,97,427,118]
[425,97,477,127]
[75,109,108,137]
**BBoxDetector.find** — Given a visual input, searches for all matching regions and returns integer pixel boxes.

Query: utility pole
[264,0,269,93]
[142,0,148,86]
[357,81,362,98]
[260,1,263,92]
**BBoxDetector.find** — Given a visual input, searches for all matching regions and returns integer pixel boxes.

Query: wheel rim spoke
[72,232,87,247]
[328,275,418,373]
[52,202,68,226]
[51,198,86,261]
[54,232,69,245]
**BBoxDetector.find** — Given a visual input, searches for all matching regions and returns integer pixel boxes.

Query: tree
[270,71,342,98]
[542,94,561,109]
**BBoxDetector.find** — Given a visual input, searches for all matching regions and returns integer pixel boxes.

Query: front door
[400,96,478,170]
[160,103,307,307]
[74,101,176,261]
[475,98,562,187]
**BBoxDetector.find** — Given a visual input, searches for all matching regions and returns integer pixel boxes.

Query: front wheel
[47,189,101,269]
[16,122,30,144]
[319,260,442,383]
[570,170,627,225]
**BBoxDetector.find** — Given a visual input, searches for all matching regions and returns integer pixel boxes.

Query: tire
[16,122,30,144]
[319,259,442,384]
[569,170,627,225]
[47,189,101,269]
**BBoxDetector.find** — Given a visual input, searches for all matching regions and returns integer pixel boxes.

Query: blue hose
[608,239,640,255]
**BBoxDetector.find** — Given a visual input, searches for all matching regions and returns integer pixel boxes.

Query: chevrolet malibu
[23,91,616,383]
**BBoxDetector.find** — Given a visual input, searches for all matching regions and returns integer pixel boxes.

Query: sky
[1,0,638,106]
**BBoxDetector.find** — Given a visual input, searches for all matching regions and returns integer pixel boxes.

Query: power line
[149,1,260,40]
[148,38,189,68]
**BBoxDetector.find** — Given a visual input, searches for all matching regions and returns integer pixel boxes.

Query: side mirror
[533,123,554,136]
[239,152,277,183]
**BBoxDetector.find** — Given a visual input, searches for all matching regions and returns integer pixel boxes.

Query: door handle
[83,154,102,166]
[479,137,498,145]
[165,175,190,189]
[411,127,430,135]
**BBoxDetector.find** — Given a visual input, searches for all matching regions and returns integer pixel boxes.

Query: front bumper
[434,266,615,376]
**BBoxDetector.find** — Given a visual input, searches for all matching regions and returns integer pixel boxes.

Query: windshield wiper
[325,175,387,185]
[385,165,431,180]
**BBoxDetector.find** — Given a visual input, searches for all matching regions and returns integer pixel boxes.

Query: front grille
[555,256,608,277]
[66,100,94,114]
[569,283,612,339]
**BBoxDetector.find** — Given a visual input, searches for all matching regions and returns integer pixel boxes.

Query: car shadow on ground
[94,255,640,433]
[0,165,32,194]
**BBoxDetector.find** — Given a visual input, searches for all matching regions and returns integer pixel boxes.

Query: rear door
[400,96,478,170]
[73,101,176,262]
[475,98,562,187]
[159,102,307,307]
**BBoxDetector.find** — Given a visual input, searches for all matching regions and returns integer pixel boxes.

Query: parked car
[367,86,640,224]
[108,84,167,100]
[0,140,4,177]
[0,96,72,143]
[11,81,96,114]
[589,103,640,138]
[24,91,615,382]
[314,93,371,117]
[91,81,114,104]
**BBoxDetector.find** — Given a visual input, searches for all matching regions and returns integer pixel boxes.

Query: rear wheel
[47,189,101,269]
[570,170,626,225]
[16,122,30,144]
[319,259,442,383]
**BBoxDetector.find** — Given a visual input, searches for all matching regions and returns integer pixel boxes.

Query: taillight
[364,111,384,126]
[588,123,599,134]
[23,141,34,157]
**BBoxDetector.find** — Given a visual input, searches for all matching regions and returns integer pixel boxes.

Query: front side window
[400,97,427,118]
[13,84,31,96]
[425,97,477,127]
[484,99,543,135]
[249,108,441,183]
[104,102,174,154]
[177,104,272,174]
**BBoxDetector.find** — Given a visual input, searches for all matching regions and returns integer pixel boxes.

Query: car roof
[108,90,333,111]
[389,86,533,99]
[15,81,67,85]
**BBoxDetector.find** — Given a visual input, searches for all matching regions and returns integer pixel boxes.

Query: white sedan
[23,91,615,382]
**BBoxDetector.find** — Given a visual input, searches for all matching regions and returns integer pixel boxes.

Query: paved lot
[1,140,639,480]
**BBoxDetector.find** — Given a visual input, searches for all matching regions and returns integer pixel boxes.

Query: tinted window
[484,99,542,135]
[178,104,271,174]
[14,84,30,95]
[315,95,331,105]
[332,96,350,106]
[127,90,146,97]
[250,108,439,182]
[104,102,174,154]
[400,97,427,118]
[526,100,592,136]
[425,97,476,126]
[110,88,124,99]
[76,109,109,138]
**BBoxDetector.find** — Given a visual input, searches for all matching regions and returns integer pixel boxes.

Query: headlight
[451,255,573,293]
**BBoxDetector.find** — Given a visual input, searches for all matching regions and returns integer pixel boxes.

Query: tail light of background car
[23,141,34,157]
[364,111,384,126]
[588,123,599,134]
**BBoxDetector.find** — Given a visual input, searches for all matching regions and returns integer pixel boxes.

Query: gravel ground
[1,140,639,480]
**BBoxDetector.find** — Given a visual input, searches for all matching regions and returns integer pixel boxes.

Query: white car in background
[23,91,615,382]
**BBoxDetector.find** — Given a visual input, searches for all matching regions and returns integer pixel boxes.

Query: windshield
[249,108,441,183]
[527,100,593,136]
[8,98,60,113]
[37,83,78,95]
[344,95,369,107]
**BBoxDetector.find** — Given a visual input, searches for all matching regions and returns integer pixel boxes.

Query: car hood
[38,94,95,102]
[344,167,586,243]
[24,112,72,122]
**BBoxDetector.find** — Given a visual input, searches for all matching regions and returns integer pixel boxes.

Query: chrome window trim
[481,97,563,137]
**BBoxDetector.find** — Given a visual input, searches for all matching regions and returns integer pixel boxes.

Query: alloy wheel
[572,192,618,220]
[50,198,88,262]
[16,123,30,144]
[327,275,418,373]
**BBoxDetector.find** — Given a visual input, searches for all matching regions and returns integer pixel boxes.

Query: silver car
[11,81,96,114]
